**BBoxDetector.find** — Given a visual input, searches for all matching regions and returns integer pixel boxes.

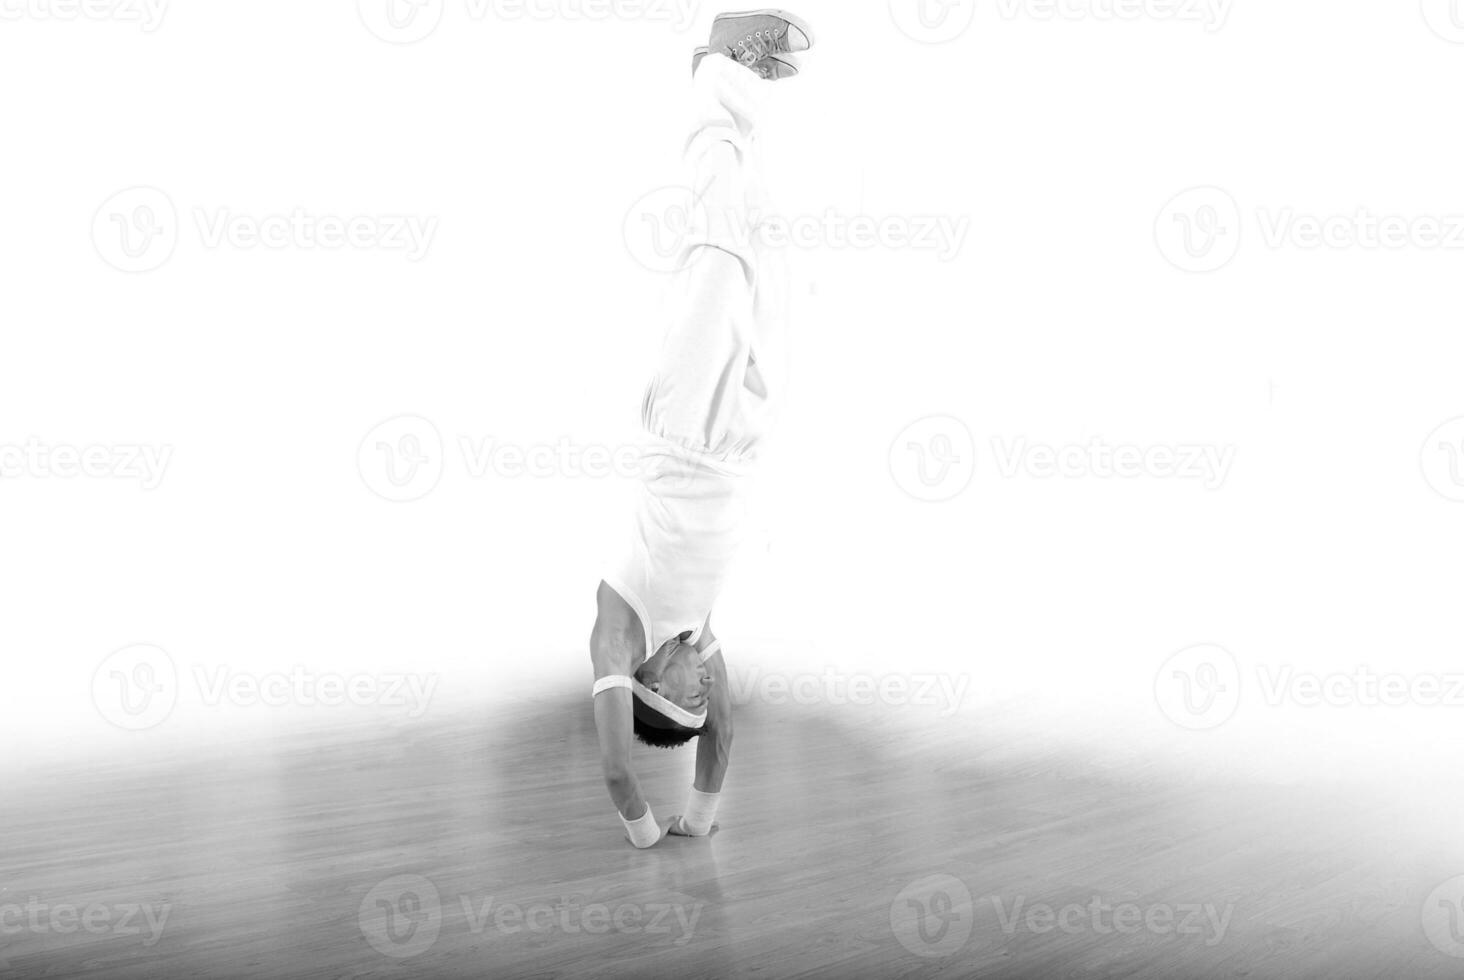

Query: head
[632,640,714,749]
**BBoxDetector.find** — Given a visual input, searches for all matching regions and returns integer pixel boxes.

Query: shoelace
[728,27,785,65]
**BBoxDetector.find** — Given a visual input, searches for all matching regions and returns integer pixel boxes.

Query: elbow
[602,762,634,793]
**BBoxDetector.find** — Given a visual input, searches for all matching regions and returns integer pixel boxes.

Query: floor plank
[3,693,1460,978]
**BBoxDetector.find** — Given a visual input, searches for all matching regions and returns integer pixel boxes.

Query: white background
[4,0,1464,786]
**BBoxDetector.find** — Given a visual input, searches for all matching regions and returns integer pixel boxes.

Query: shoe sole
[693,46,800,79]
[762,53,800,78]
[712,9,815,50]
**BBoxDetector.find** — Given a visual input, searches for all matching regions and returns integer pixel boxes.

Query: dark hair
[633,716,700,749]
[630,663,700,749]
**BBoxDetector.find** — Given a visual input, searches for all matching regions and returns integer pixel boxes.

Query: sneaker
[693,45,801,80]
[709,9,814,67]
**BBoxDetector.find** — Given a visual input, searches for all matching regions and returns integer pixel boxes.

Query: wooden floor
[4,692,1461,979]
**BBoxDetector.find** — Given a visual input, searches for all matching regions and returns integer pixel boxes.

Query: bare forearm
[693,727,732,794]
[694,645,734,794]
[605,769,648,818]
[591,585,648,819]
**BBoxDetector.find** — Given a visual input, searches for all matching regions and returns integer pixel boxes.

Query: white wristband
[620,804,660,849]
[681,788,720,837]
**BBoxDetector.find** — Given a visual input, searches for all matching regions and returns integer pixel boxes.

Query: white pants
[609,54,791,658]
[641,53,790,469]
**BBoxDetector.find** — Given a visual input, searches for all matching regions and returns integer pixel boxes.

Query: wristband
[594,675,633,697]
[680,788,720,837]
[620,804,660,849]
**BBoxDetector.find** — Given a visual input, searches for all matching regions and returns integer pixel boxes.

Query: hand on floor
[666,816,719,838]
